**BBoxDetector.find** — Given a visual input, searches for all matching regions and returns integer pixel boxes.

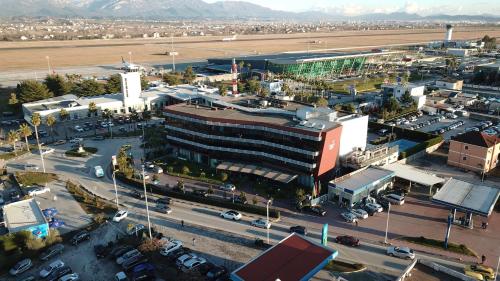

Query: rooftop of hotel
[3,199,47,233]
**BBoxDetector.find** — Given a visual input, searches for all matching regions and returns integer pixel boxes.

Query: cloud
[402,1,420,14]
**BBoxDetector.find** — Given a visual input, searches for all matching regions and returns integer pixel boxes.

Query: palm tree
[7,130,19,156]
[31,113,46,173]
[102,109,113,138]
[19,123,32,152]
[88,101,97,117]
[46,115,56,142]
[59,108,69,139]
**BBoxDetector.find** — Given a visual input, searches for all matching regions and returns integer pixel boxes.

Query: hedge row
[399,135,443,159]
[369,121,436,142]
[116,173,280,219]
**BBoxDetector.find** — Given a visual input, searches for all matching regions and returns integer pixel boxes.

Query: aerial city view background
[0,0,499,280]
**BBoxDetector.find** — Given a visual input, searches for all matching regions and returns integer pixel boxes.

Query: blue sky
[204,0,500,15]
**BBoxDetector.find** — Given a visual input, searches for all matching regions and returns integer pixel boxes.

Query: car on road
[94,165,104,178]
[219,183,236,192]
[302,205,327,216]
[335,235,360,247]
[113,210,128,222]
[251,218,271,229]
[39,260,65,278]
[47,265,72,281]
[28,186,51,196]
[289,225,307,235]
[181,257,207,272]
[341,212,358,223]
[131,190,145,199]
[160,240,183,256]
[127,224,146,236]
[24,163,40,171]
[387,246,415,260]
[154,204,172,214]
[117,249,142,265]
[71,231,90,245]
[365,203,383,213]
[192,189,208,197]
[156,197,171,205]
[40,244,64,261]
[350,209,368,219]
[69,138,83,144]
[464,264,494,280]
[40,147,55,155]
[220,210,242,221]
[9,259,32,276]
[59,273,79,281]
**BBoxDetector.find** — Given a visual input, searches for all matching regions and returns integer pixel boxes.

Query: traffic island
[64,146,98,157]
[325,260,367,273]
[400,236,477,257]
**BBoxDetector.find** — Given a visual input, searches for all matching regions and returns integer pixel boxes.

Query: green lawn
[401,236,477,257]
[327,77,390,94]
[15,172,58,186]
[0,148,29,160]
[159,156,223,185]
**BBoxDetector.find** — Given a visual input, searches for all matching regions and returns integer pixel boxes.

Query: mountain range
[1,0,499,21]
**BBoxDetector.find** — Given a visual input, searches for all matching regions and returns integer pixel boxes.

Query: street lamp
[384,202,391,244]
[45,56,51,74]
[266,199,272,244]
[111,169,120,210]
[142,164,152,239]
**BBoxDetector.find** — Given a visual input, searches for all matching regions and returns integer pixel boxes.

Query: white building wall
[121,72,142,112]
[412,95,426,109]
[338,115,368,157]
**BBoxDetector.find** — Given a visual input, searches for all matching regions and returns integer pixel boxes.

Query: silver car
[387,246,415,260]
[9,259,32,276]
[341,212,358,223]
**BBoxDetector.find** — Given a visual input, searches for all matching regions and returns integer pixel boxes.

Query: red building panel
[316,126,342,176]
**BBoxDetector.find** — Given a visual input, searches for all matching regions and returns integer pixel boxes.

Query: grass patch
[325,260,366,273]
[401,236,477,257]
[15,172,58,186]
[64,147,98,157]
[65,180,117,216]
[0,148,29,160]
[160,156,223,185]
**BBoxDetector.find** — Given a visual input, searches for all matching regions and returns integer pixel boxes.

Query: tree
[140,75,149,90]
[252,196,258,205]
[281,83,290,95]
[8,93,19,110]
[315,97,329,107]
[162,73,181,86]
[44,74,72,96]
[19,123,32,152]
[177,180,185,193]
[344,103,356,113]
[183,66,196,84]
[74,79,105,97]
[181,165,190,175]
[46,115,56,142]
[105,74,122,94]
[59,108,69,121]
[7,130,19,156]
[246,79,260,94]
[16,80,53,103]
[220,172,228,182]
[88,101,98,118]
[237,81,245,93]
[383,96,400,113]
[295,188,306,204]
[482,35,497,50]
[258,88,270,98]
[31,113,46,172]
[217,83,226,96]
[239,191,247,203]
[207,185,214,195]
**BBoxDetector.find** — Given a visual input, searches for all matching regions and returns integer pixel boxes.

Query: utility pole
[384,203,391,244]
[495,256,499,281]
[142,164,152,240]
[266,199,272,244]
[45,56,51,74]
[112,169,119,209]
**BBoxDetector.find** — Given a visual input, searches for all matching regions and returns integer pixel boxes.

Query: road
[5,136,469,278]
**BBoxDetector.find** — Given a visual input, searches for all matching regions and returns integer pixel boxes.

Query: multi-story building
[448,131,500,173]
[163,95,367,188]
[381,83,426,109]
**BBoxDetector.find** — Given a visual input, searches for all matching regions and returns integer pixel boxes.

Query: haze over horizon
[203,0,500,16]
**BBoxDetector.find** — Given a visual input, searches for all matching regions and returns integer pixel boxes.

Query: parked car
[131,263,155,280]
[341,212,358,223]
[387,246,415,260]
[74,125,84,132]
[154,166,163,174]
[9,259,32,276]
[350,209,368,219]
[219,183,236,192]
[384,194,405,205]
[181,257,207,272]
[111,245,135,259]
[123,256,148,272]
[365,203,383,213]
[39,260,65,278]
[28,186,51,196]
[113,210,128,222]
[47,265,72,281]
[94,244,112,258]
[71,231,90,245]
[289,225,307,235]
[114,272,128,281]
[127,224,146,236]
[251,218,271,229]
[160,240,183,256]
[464,264,494,280]
[302,205,327,216]
[233,195,248,204]
[335,235,360,247]
[206,266,228,280]
[59,273,79,281]
[117,249,142,265]
[220,210,242,221]
[176,253,198,268]
[40,244,64,261]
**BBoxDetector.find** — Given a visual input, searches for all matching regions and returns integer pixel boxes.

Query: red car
[335,235,360,247]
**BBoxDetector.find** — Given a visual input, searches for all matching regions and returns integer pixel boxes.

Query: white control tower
[445,24,453,42]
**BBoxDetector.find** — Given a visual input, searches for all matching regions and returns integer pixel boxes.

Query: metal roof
[382,163,446,187]
[3,198,47,233]
[216,162,298,183]
[432,178,500,217]
[330,167,395,195]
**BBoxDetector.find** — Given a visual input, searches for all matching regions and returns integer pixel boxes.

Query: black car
[132,190,145,199]
[302,205,326,216]
[47,265,72,281]
[363,206,376,216]
[192,189,208,197]
[94,244,112,258]
[196,262,215,275]
[122,255,148,271]
[71,231,90,245]
[206,266,228,280]
[335,235,360,247]
[10,190,21,201]
[156,197,171,205]
[289,225,307,235]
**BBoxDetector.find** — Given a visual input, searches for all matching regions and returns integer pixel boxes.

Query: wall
[316,126,342,176]
[338,115,368,157]
[447,140,489,172]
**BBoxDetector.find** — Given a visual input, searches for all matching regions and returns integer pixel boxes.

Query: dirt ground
[1,27,500,71]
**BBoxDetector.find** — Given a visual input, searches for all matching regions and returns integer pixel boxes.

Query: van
[94,166,104,178]
[385,194,405,205]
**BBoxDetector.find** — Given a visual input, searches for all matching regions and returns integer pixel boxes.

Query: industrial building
[207,50,402,79]
[163,92,368,188]
[3,199,49,239]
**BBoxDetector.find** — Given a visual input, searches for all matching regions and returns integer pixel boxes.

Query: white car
[69,138,83,144]
[181,257,207,272]
[365,203,383,213]
[219,183,236,192]
[251,218,271,229]
[351,209,368,219]
[387,246,416,260]
[39,259,64,278]
[113,210,128,222]
[40,148,55,155]
[160,240,183,256]
[74,125,84,132]
[59,273,79,281]
[341,212,358,223]
[115,272,128,281]
[220,210,242,221]
[28,186,51,196]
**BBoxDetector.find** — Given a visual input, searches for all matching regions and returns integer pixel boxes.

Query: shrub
[181,166,190,175]
[167,166,174,173]
[138,238,164,253]
[220,172,228,182]
[94,213,108,224]
[252,196,258,205]
[26,236,45,250]
[200,172,206,178]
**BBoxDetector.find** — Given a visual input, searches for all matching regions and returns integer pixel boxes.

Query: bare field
[1,27,500,72]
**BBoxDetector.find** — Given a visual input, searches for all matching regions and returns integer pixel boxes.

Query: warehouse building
[3,199,49,239]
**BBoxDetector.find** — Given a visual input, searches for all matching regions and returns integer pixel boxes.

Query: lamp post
[384,202,391,244]
[142,164,152,239]
[111,169,119,210]
[266,199,272,244]
[494,256,499,281]
[45,56,51,74]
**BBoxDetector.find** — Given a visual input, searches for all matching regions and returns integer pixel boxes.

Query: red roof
[451,131,500,148]
[232,234,337,281]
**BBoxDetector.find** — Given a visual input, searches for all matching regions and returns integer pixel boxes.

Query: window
[463,156,467,161]
[464,145,468,150]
